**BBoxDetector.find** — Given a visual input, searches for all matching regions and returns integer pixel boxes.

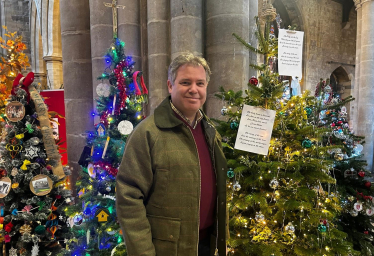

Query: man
[116,53,227,256]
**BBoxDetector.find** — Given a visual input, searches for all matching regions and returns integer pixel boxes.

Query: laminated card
[278,29,304,78]
[234,105,276,155]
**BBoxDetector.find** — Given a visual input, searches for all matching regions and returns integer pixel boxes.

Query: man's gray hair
[168,53,211,85]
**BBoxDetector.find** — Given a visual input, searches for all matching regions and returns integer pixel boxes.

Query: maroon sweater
[173,112,217,240]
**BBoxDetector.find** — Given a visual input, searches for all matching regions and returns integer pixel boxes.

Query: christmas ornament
[15,133,24,139]
[318,224,327,233]
[5,222,13,232]
[34,225,46,235]
[232,181,241,191]
[366,208,374,216]
[30,174,52,196]
[9,247,17,256]
[255,211,265,222]
[354,144,363,154]
[334,153,344,161]
[365,181,372,188]
[25,145,40,159]
[0,177,11,198]
[20,224,32,235]
[96,123,106,137]
[87,163,96,178]
[354,202,363,211]
[221,106,228,116]
[284,222,295,234]
[117,120,134,135]
[96,208,110,223]
[301,138,312,148]
[31,244,39,256]
[230,121,239,130]
[5,101,25,122]
[96,83,111,97]
[29,137,40,146]
[25,122,34,133]
[304,107,312,117]
[350,210,358,217]
[324,85,332,93]
[106,186,111,192]
[73,214,83,226]
[358,170,365,178]
[6,137,23,159]
[249,76,259,86]
[269,178,279,189]
[11,168,18,176]
[344,169,357,178]
[11,183,19,189]
[227,169,235,178]
[20,159,31,170]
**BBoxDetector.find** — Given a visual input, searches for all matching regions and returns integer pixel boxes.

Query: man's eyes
[180,82,205,86]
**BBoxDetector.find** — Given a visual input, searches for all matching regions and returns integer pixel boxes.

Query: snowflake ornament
[31,244,39,256]
[9,247,17,256]
[25,146,40,159]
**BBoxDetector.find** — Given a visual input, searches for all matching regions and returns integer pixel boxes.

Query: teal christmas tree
[64,38,147,256]
[0,72,71,256]
[213,16,357,255]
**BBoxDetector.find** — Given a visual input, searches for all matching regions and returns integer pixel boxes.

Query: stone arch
[30,0,62,89]
[330,66,352,118]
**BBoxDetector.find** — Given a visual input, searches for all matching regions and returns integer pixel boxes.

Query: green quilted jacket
[116,96,228,256]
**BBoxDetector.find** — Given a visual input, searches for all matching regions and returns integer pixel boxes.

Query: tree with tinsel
[0,72,71,256]
[213,16,358,255]
[64,37,147,256]
[0,26,30,133]
[314,79,374,255]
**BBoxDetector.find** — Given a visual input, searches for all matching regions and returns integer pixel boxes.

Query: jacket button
[170,235,174,239]
[222,168,224,171]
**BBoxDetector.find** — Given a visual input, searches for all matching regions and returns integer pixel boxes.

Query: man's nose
[189,83,198,93]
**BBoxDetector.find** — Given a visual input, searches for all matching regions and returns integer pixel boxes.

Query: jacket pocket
[147,214,181,256]
[148,169,169,208]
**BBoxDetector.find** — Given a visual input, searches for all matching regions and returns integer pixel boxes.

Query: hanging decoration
[29,174,53,196]
[5,101,25,122]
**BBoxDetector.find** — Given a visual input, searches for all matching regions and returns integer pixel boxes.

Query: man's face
[167,64,207,120]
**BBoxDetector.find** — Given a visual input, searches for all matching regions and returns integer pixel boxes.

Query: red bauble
[331,123,336,127]
[364,231,369,235]
[365,181,372,188]
[249,76,259,86]
[358,171,366,178]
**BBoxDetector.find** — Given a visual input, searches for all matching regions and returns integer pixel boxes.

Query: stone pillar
[89,0,114,99]
[355,0,374,171]
[170,0,203,59]
[205,0,251,118]
[248,2,258,79]
[352,3,362,133]
[43,0,63,89]
[118,0,141,71]
[60,0,93,188]
[147,0,170,112]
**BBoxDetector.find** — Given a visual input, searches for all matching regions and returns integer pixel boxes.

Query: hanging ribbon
[133,71,148,95]
[132,72,142,96]
[28,77,65,179]
[20,160,31,170]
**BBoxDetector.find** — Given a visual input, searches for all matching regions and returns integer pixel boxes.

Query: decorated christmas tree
[315,79,374,255]
[213,16,357,255]
[0,72,71,256]
[64,37,147,256]
[0,26,30,133]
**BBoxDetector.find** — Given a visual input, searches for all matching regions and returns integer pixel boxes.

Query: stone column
[89,0,114,99]
[205,0,251,118]
[118,0,141,71]
[248,2,258,79]
[60,0,93,188]
[170,0,203,59]
[43,0,63,89]
[147,0,170,112]
[355,0,374,171]
[352,1,362,133]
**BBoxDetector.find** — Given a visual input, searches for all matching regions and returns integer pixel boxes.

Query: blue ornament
[11,209,18,216]
[304,107,312,117]
[227,168,235,178]
[230,121,239,130]
[318,224,327,233]
[302,139,312,148]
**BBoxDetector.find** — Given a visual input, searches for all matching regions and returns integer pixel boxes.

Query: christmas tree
[314,79,374,255]
[0,26,30,133]
[64,38,147,256]
[213,16,357,255]
[0,72,71,256]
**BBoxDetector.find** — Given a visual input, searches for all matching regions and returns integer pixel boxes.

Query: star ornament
[9,247,17,256]
[25,146,40,159]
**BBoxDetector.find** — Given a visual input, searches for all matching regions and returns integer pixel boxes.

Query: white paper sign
[234,105,276,155]
[278,29,304,78]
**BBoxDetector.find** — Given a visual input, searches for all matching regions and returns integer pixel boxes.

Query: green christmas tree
[64,38,147,256]
[213,16,357,255]
[0,74,71,256]
[314,79,374,255]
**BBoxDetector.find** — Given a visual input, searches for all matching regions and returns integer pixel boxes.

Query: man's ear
[167,80,173,93]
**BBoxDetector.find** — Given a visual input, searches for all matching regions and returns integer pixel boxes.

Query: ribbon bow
[20,160,31,170]
[26,123,34,133]
[11,72,34,102]
[22,205,32,213]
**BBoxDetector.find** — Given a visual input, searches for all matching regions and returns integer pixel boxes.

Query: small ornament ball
[249,76,259,86]
[318,224,327,233]
[365,181,372,188]
[233,181,241,191]
[255,211,265,222]
[301,139,312,148]
[221,106,228,116]
[230,121,239,130]
[227,169,235,179]
[285,222,295,234]
[358,170,365,178]
[269,178,279,189]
